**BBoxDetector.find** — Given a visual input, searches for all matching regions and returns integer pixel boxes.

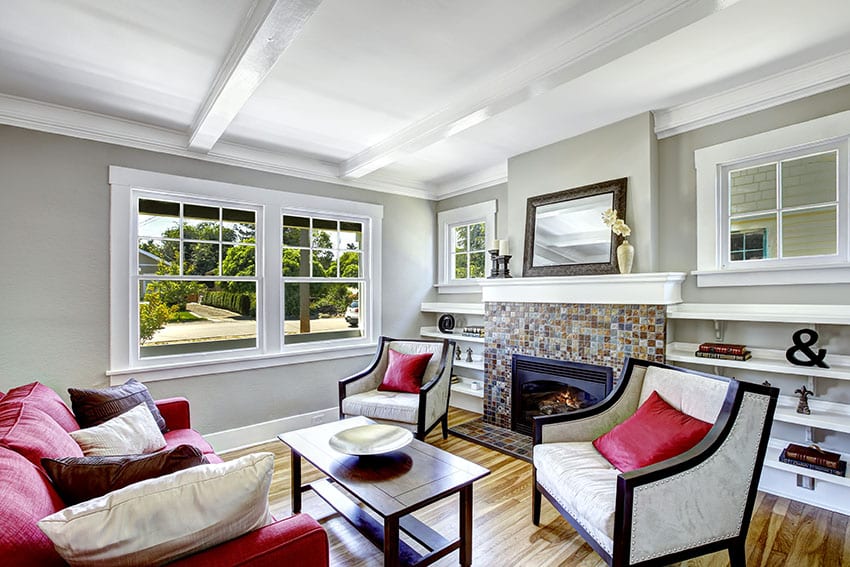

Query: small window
[452,221,487,279]
[282,215,365,344]
[436,200,496,292]
[137,198,259,359]
[725,150,838,266]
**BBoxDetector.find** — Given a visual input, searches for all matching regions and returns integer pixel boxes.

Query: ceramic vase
[617,240,634,274]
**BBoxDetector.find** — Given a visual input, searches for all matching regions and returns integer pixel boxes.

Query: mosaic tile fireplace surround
[482,301,667,429]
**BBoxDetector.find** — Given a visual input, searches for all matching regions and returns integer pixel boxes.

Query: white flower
[601,208,631,237]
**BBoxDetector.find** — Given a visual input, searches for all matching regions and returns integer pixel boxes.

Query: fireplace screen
[511,355,613,436]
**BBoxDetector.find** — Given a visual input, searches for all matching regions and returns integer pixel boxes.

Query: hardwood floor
[223,409,850,566]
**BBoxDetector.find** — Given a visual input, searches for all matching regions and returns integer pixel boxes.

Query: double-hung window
[110,166,382,381]
[694,110,850,286]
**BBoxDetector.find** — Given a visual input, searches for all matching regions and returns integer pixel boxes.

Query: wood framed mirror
[522,178,627,277]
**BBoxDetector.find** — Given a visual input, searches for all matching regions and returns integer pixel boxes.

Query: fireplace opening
[511,355,613,436]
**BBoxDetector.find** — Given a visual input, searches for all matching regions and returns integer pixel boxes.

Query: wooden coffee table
[279,416,490,567]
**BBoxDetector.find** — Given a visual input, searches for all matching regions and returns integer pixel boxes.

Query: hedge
[200,291,256,317]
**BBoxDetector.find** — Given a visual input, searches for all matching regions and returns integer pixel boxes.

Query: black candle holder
[487,250,512,278]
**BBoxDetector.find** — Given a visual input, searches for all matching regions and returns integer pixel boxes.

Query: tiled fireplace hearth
[479,273,685,430]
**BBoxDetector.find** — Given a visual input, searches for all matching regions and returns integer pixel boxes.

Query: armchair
[339,336,455,440]
[532,357,778,567]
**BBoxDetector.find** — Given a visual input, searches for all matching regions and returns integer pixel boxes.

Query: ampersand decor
[786,328,829,368]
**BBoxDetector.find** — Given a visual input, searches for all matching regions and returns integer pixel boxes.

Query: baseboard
[205,406,338,453]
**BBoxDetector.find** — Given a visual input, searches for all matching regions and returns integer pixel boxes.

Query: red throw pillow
[377,350,434,394]
[592,390,713,472]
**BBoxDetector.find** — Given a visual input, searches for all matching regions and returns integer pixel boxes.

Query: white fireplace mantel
[479,272,686,305]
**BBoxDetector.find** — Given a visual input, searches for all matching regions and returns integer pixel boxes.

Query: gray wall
[0,126,435,434]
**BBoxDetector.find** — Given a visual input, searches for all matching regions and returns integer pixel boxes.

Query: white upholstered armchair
[532,357,778,567]
[339,336,455,440]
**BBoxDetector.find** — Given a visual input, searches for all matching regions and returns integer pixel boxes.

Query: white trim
[207,406,338,454]
[433,163,508,200]
[694,109,850,286]
[436,200,497,289]
[655,49,850,139]
[479,273,686,305]
[110,166,382,377]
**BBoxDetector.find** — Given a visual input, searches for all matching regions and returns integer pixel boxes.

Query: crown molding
[432,163,508,200]
[654,49,850,139]
[339,0,728,180]
[0,93,436,200]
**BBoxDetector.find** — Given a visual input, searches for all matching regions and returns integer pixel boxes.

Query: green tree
[139,291,176,343]
[146,262,203,310]
[221,240,256,293]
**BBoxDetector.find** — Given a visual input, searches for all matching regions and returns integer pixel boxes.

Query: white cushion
[38,452,275,567]
[70,402,167,456]
[342,389,419,424]
[639,366,728,424]
[533,442,620,545]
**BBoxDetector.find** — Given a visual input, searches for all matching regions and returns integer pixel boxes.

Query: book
[697,342,748,355]
[694,350,752,361]
[779,449,847,477]
[784,443,842,469]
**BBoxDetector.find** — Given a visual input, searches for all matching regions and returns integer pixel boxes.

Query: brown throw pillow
[69,378,168,433]
[41,445,207,505]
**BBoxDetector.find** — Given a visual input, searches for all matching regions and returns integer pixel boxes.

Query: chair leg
[532,483,542,526]
[441,415,449,439]
[728,538,747,567]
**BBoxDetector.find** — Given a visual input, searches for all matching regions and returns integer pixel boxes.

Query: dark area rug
[449,418,532,462]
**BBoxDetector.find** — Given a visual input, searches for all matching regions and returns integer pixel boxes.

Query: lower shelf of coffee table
[310,478,459,567]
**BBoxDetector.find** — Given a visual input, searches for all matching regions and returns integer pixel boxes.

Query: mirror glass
[523,178,627,277]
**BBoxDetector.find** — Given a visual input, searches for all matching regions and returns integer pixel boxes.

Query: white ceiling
[1,0,849,199]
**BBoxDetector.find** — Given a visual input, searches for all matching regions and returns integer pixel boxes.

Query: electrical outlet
[311,414,324,425]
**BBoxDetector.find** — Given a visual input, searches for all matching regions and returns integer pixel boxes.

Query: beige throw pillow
[38,452,275,566]
[69,403,166,456]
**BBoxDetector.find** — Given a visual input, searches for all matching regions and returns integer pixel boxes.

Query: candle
[498,239,509,256]
[490,239,499,252]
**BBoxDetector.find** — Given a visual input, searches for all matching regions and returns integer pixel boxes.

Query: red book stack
[694,342,752,361]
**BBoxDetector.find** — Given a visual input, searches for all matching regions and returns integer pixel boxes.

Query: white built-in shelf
[667,303,850,325]
[451,379,484,398]
[420,302,484,315]
[666,342,850,381]
[773,400,850,435]
[420,327,485,344]
[764,439,850,488]
[454,359,484,371]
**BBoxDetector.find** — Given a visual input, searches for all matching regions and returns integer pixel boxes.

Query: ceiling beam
[339,0,734,180]
[188,0,322,153]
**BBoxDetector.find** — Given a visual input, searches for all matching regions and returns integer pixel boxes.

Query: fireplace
[511,354,613,436]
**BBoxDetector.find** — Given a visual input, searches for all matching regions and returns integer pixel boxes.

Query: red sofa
[0,382,329,566]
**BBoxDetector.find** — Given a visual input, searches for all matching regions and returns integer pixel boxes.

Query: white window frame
[694,110,850,287]
[109,166,382,383]
[436,200,496,294]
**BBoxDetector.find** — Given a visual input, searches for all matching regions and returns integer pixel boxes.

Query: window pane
[138,238,178,274]
[312,250,337,277]
[454,226,468,253]
[222,208,256,243]
[222,244,255,277]
[454,253,468,278]
[312,218,338,250]
[339,250,360,277]
[283,216,310,247]
[340,221,362,250]
[282,247,310,276]
[470,251,486,278]
[283,282,362,344]
[183,204,220,241]
[184,242,220,275]
[729,164,776,215]
[730,214,776,261]
[138,199,179,238]
[782,206,837,258]
[781,152,837,208]
[140,281,256,358]
[469,222,485,251]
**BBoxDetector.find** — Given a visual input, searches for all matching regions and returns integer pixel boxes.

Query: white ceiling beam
[339,0,734,180]
[188,0,322,153]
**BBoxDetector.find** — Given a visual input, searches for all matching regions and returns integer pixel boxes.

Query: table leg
[290,448,302,514]
[384,515,400,567]
[459,485,473,567]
